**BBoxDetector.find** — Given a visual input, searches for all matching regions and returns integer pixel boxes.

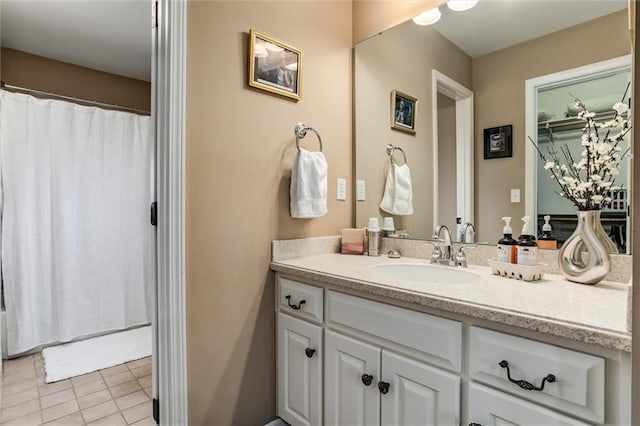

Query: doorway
[432,70,474,241]
[0,1,158,424]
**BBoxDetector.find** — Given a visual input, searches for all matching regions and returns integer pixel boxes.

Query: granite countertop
[271,253,631,352]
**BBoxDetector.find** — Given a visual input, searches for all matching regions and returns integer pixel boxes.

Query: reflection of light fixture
[285,62,298,71]
[447,0,478,11]
[266,42,283,52]
[253,40,268,58]
[412,7,441,25]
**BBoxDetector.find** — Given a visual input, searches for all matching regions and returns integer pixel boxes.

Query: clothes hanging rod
[0,81,151,115]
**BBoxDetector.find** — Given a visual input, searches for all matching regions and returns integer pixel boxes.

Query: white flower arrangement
[530,93,631,211]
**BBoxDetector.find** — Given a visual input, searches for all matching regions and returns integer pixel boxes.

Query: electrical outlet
[357,180,366,201]
[510,188,521,203]
[337,178,347,201]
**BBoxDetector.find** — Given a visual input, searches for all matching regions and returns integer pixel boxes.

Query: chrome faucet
[459,222,476,243]
[429,225,454,266]
[429,224,476,267]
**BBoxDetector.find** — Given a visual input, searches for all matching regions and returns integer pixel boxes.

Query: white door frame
[432,70,474,238]
[524,54,632,222]
[154,0,188,424]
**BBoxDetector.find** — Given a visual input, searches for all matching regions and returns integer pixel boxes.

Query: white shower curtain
[0,91,155,356]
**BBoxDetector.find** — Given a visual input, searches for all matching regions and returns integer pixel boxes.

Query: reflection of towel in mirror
[290,148,328,218]
[379,164,413,216]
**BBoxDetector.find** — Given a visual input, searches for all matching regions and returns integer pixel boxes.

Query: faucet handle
[455,244,477,267]
[425,241,442,260]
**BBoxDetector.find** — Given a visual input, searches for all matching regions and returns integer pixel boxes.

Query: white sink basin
[371,263,481,284]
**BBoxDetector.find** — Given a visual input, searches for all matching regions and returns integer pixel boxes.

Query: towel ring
[386,143,407,165]
[295,123,323,152]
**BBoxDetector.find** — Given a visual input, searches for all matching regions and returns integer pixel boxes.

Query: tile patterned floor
[0,353,154,426]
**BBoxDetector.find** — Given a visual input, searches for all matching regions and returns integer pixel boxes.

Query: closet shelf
[538,110,625,133]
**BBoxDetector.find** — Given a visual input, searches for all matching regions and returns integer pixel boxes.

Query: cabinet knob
[285,295,306,310]
[361,374,373,386]
[377,381,390,395]
[305,348,316,358]
[498,360,556,392]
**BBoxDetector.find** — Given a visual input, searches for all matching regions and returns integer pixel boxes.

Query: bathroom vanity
[271,243,630,426]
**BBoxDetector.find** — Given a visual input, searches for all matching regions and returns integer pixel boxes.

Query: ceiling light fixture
[412,7,441,26]
[446,0,479,12]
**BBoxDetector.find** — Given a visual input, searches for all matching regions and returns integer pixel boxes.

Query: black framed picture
[483,125,512,159]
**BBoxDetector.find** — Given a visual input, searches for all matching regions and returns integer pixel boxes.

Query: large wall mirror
[354,0,631,252]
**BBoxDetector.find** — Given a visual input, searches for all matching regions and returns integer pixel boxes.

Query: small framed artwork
[248,29,302,101]
[483,125,513,159]
[390,90,417,134]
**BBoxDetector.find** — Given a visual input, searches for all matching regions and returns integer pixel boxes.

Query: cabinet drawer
[326,290,462,372]
[469,327,604,424]
[277,277,323,323]
[468,382,591,426]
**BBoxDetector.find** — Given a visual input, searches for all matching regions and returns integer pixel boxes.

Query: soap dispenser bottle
[497,217,518,264]
[537,215,557,250]
[517,216,538,266]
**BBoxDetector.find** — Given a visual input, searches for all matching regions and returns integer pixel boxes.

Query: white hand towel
[379,163,413,216]
[290,148,328,218]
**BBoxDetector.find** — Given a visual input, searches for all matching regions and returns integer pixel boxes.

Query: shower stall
[0,88,155,358]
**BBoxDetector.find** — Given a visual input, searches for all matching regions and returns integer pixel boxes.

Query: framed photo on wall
[390,90,417,134]
[483,125,513,159]
[248,29,302,101]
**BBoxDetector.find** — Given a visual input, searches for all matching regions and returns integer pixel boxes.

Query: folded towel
[379,163,413,216]
[290,148,328,218]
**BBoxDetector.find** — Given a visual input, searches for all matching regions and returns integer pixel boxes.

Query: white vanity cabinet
[276,278,325,426]
[274,273,624,426]
[324,330,460,426]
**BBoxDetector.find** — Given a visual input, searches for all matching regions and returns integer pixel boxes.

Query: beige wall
[472,10,631,242]
[437,93,457,233]
[353,0,445,44]
[185,1,352,424]
[354,20,471,238]
[1,47,151,112]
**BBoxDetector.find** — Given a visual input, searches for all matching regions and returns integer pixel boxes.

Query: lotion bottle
[497,217,518,264]
[537,215,557,250]
[517,216,538,266]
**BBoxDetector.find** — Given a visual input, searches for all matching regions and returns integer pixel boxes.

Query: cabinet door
[381,351,460,426]
[277,312,322,426]
[324,330,381,426]
[467,383,592,426]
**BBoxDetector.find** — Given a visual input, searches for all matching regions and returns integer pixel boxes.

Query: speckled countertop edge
[270,260,631,352]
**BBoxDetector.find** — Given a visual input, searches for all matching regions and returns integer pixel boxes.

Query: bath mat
[42,326,151,383]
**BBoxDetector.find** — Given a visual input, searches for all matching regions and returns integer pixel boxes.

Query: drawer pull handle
[361,374,374,386]
[285,295,306,310]
[499,360,556,392]
[469,423,482,426]
[378,381,390,395]
[305,348,316,358]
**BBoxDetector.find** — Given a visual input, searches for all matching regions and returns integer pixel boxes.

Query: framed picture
[248,29,302,101]
[483,125,512,159]
[390,90,417,134]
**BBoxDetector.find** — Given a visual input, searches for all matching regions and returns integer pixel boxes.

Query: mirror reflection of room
[535,70,631,253]
[354,0,630,250]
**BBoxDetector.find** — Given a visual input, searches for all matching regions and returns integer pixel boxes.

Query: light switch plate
[356,180,366,201]
[337,178,347,201]
[510,188,521,203]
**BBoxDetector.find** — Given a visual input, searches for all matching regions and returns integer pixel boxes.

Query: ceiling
[1,0,151,82]
[433,0,628,58]
[0,1,628,80]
